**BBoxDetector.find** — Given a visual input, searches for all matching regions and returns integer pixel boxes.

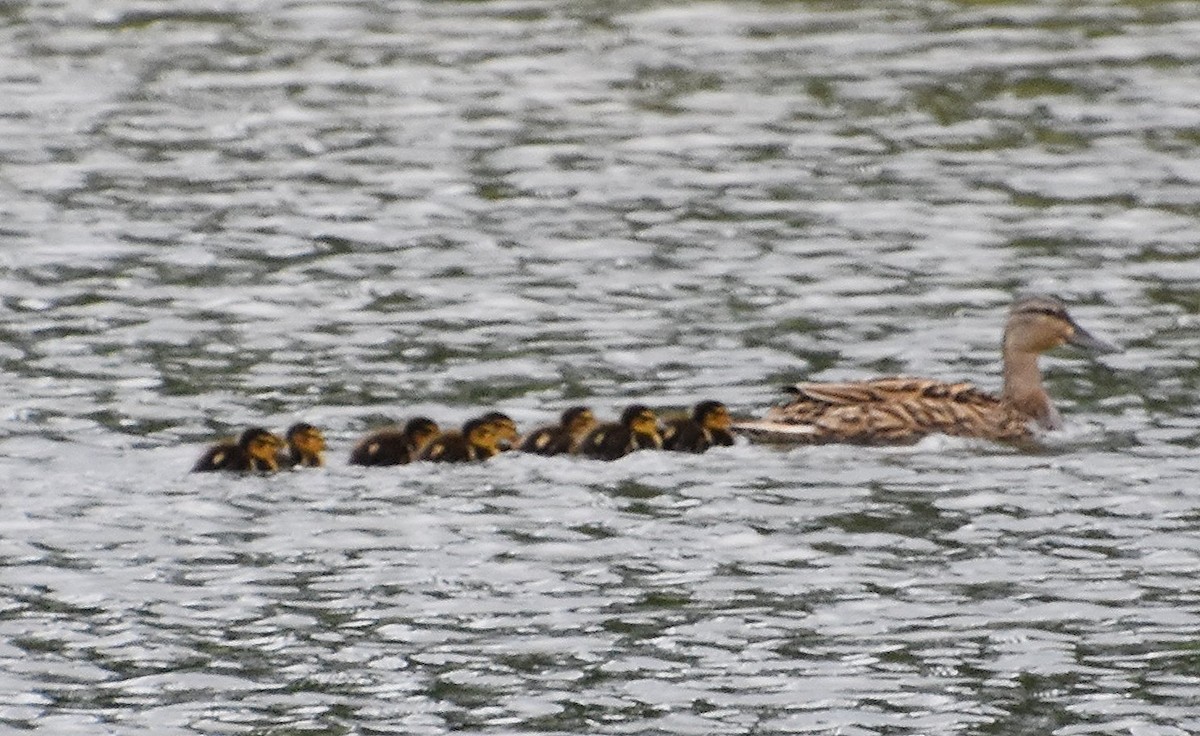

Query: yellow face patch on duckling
[489,418,519,444]
[411,425,440,451]
[248,433,284,469]
[293,427,326,455]
[630,410,660,438]
[568,410,597,436]
[701,405,732,431]
[467,423,499,452]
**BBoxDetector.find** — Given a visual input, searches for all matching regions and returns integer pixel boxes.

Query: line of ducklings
[191,401,736,473]
[193,295,1118,473]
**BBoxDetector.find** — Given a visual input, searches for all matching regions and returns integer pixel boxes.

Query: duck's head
[479,411,519,447]
[620,404,660,436]
[286,422,326,456]
[238,427,284,465]
[692,400,732,431]
[463,417,500,454]
[1004,295,1118,357]
[403,417,440,448]
[561,405,596,436]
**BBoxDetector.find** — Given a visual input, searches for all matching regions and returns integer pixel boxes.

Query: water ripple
[3,1,1199,734]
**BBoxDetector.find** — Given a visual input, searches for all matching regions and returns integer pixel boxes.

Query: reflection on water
[2,1,1199,734]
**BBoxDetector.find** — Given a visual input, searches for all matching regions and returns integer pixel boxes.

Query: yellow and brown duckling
[733,294,1118,445]
[192,427,284,473]
[577,404,663,461]
[419,416,502,463]
[278,422,326,468]
[520,405,597,456]
[348,417,440,466]
[478,411,520,452]
[662,400,736,453]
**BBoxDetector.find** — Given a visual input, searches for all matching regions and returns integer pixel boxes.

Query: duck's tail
[730,420,821,444]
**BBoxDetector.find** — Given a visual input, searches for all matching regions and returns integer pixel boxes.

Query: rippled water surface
[3,1,1200,734]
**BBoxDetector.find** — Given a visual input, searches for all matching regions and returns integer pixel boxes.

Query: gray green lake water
[2,1,1199,734]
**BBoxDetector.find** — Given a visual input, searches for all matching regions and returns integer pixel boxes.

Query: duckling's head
[463,417,500,452]
[239,427,284,464]
[1004,295,1118,356]
[286,422,326,455]
[479,411,519,445]
[561,405,596,436]
[692,400,732,431]
[620,404,659,436]
[403,417,440,447]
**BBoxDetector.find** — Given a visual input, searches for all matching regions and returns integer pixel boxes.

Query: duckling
[733,294,1118,445]
[577,404,663,460]
[192,427,284,473]
[348,417,440,466]
[662,400,736,453]
[419,416,501,463]
[278,422,326,468]
[520,405,596,456]
[478,411,520,452]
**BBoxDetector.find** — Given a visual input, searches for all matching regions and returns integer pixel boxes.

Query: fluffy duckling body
[192,427,284,473]
[349,417,440,466]
[662,400,736,453]
[578,404,662,461]
[734,295,1117,445]
[419,417,501,463]
[520,406,596,456]
[278,422,326,468]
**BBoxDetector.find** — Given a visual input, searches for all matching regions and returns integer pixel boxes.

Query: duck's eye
[1021,306,1067,320]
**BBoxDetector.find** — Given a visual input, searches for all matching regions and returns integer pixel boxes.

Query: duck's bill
[1068,324,1119,354]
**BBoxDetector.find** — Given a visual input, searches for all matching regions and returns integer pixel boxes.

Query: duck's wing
[519,426,570,455]
[579,424,635,460]
[735,377,1026,444]
[349,429,413,466]
[191,442,244,472]
[662,419,708,453]
[420,433,469,462]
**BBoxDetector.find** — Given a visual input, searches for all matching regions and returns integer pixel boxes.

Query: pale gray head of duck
[1005,294,1119,356]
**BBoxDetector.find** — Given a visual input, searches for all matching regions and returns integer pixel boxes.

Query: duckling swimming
[278,422,326,468]
[577,404,663,460]
[520,405,596,456]
[192,427,284,473]
[478,411,520,452]
[419,416,501,462]
[348,417,440,466]
[734,294,1117,445]
[662,400,736,453]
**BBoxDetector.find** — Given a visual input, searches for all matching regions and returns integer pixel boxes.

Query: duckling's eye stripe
[1016,307,1066,319]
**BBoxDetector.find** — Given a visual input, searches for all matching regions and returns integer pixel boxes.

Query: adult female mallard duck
[662,400,736,453]
[419,416,502,463]
[278,422,326,468]
[520,405,597,456]
[578,404,662,460]
[192,427,284,473]
[733,295,1117,445]
[348,417,440,466]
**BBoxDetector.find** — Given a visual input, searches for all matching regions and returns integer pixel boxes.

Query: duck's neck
[1001,348,1061,429]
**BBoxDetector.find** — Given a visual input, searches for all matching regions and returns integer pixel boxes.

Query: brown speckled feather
[742,377,1032,444]
[736,295,1117,446]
